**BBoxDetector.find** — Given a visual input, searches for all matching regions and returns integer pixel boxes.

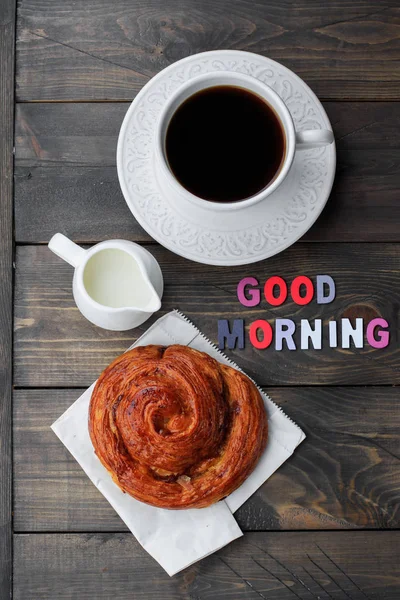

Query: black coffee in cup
[165,85,286,203]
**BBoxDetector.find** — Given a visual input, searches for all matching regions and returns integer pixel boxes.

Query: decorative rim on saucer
[117,50,336,266]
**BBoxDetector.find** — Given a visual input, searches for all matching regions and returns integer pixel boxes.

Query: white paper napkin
[52,310,305,575]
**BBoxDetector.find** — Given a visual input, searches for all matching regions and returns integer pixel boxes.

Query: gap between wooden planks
[0,0,15,598]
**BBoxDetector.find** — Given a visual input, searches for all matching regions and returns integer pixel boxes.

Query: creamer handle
[48,233,86,268]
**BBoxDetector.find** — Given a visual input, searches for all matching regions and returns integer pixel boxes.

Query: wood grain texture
[16,1,400,101]
[14,243,400,388]
[14,167,147,243]
[10,0,400,598]
[13,387,400,532]
[0,0,15,597]
[14,101,400,243]
[13,531,400,599]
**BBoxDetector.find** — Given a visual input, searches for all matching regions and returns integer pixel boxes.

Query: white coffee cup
[154,71,334,212]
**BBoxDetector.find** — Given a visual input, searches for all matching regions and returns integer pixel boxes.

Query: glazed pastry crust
[89,344,268,509]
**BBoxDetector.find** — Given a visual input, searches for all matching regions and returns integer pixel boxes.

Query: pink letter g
[237,277,260,307]
[366,318,390,349]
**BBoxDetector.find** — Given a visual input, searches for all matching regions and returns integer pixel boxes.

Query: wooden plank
[16,1,400,101]
[14,101,400,243]
[13,531,400,599]
[14,243,400,388]
[13,387,400,532]
[0,0,15,597]
[14,167,148,243]
[15,103,127,167]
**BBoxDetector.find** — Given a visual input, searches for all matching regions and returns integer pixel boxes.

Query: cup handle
[48,233,86,268]
[296,129,334,150]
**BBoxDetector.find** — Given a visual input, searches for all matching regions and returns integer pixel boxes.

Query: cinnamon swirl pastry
[89,344,268,509]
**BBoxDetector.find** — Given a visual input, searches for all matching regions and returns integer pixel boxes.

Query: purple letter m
[218,319,244,350]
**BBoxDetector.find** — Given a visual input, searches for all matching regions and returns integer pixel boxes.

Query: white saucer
[117,50,336,266]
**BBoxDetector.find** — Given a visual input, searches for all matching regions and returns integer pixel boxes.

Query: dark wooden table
[1,1,400,598]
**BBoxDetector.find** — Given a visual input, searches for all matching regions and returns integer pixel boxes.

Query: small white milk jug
[48,234,163,331]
